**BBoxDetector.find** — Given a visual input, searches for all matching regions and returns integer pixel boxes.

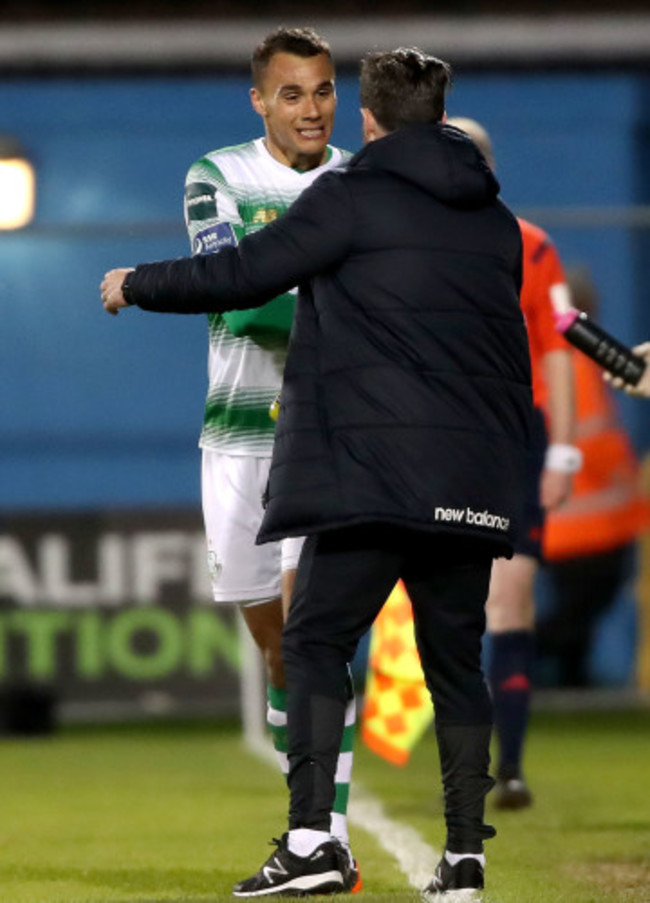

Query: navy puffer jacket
[128,123,532,555]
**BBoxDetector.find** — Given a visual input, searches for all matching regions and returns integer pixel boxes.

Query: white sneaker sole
[233,870,344,897]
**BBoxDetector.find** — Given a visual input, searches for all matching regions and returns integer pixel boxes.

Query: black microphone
[555,310,646,386]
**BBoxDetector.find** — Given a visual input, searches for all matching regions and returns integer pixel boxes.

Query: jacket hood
[349,122,500,209]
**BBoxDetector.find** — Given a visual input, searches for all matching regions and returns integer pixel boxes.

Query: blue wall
[1,70,649,509]
[451,71,650,449]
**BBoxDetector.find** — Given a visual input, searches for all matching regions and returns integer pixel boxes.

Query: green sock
[331,693,356,846]
[266,682,357,847]
[266,684,289,778]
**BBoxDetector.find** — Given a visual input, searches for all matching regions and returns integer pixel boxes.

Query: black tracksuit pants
[282,523,497,854]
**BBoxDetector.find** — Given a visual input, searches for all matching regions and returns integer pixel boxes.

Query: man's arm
[540,348,577,510]
[524,230,578,510]
[101,172,353,316]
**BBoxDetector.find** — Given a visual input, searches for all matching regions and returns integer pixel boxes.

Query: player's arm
[102,172,353,315]
[541,347,577,509]
[536,247,579,510]
[186,159,287,337]
[185,159,273,335]
[185,158,299,342]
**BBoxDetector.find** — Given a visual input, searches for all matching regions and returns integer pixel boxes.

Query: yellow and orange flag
[361,581,433,765]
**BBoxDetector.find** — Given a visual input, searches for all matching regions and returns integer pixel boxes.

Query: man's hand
[101,268,134,316]
[604,342,650,398]
[540,467,573,511]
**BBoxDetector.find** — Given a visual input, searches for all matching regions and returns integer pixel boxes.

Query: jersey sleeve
[184,156,295,342]
[184,157,242,252]
[521,231,570,359]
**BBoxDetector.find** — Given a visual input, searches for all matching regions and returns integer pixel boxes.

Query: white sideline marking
[348,784,440,890]
[246,733,277,766]
[245,734,440,891]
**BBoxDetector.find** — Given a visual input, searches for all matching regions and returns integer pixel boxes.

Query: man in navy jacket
[102,48,531,900]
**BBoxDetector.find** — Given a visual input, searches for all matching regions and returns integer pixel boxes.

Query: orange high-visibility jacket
[543,349,649,560]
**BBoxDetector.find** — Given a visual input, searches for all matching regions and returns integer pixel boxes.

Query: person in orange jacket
[540,266,649,686]
[446,118,578,810]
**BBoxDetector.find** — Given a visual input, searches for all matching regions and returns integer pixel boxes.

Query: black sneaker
[233,834,345,897]
[339,846,362,894]
[422,854,484,901]
[493,775,533,810]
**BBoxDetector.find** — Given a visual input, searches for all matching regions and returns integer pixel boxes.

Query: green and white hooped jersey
[185,137,349,456]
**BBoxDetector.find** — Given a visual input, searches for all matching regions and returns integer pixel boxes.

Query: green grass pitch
[0,709,649,901]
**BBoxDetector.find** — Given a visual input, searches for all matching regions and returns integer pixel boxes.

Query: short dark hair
[251,26,332,88]
[360,48,451,132]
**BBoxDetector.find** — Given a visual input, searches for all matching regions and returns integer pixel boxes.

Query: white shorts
[201,449,304,605]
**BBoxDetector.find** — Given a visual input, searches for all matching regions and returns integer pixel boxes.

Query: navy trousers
[282,523,497,854]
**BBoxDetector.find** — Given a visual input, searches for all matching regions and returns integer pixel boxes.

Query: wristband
[544,443,583,474]
[121,270,135,306]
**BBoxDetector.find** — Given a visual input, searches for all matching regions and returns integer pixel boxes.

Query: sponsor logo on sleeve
[186,181,218,221]
[192,223,237,256]
[434,506,510,532]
